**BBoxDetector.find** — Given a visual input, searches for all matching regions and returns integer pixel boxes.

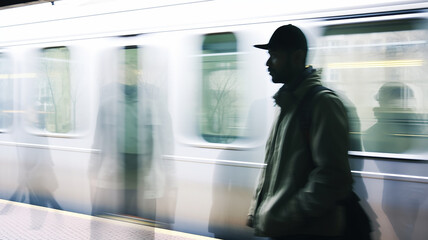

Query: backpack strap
[297,85,334,145]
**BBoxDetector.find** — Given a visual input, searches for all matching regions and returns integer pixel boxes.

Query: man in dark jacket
[247,24,353,240]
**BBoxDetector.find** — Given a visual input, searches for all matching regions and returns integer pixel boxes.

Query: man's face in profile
[266,49,293,84]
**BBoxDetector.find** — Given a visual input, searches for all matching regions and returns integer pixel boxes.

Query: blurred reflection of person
[363,82,428,240]
[89,47,175,237]
[364,82,419,153]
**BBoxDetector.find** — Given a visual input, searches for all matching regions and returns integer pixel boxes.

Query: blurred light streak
[313,40,426,50]
[0,73,37,79]
[328,59,423,69]
[2,110,25,113]
[352,170,428,182]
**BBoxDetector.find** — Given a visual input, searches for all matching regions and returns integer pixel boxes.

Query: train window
[200,32,243,144]
[35,46,73,133]
[312,19,428,154]
[0,53,13,131]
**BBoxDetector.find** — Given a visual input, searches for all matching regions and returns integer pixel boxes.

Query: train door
[89,34,176,229]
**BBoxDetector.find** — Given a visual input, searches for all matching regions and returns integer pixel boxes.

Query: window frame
[26,45,84,138]
[199,32,242,144]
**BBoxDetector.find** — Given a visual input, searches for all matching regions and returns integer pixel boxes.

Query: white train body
[0,1,428,239]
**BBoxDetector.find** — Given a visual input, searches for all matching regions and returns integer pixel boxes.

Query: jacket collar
[273,66,322,108]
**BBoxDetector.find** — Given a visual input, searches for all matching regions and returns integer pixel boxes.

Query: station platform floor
[0,199,218,240]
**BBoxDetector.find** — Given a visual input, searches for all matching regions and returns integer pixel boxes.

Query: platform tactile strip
[0,199,217,240]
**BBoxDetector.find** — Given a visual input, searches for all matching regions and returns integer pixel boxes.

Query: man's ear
[292,49,307,66]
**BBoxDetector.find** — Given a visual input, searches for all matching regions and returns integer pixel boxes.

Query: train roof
[0,0,56,10]
[0,0,427,47]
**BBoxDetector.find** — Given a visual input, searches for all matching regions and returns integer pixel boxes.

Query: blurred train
[0,0,428,239]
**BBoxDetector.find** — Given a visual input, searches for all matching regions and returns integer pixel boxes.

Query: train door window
[35,46,73,134]
[312,19,428,154]
[120,45,140,85]
[200,32,244,144]
[116,45,140,154]
[0,53,13,131]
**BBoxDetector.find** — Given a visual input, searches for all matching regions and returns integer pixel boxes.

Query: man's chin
[271,78,284,84]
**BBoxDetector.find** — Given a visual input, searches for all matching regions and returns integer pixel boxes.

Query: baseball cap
[254,24,308,51]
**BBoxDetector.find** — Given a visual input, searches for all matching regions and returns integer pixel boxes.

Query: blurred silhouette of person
[0,60,61,229]
[89,46,175,237]
[363,82,428,240]
[13,112,61,210]
[1,107,62,230]
[247,25,353,240]
[208,98,269,240]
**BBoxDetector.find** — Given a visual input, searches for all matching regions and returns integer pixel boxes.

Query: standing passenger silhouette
[89,46,175,239]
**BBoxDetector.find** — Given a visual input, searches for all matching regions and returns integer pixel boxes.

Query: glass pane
[116,46,142,154]
[0,53,13,130]
[312,20,428,154]
[121,45,140,86]
[36,47,72,133]
[201,33,243,144]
